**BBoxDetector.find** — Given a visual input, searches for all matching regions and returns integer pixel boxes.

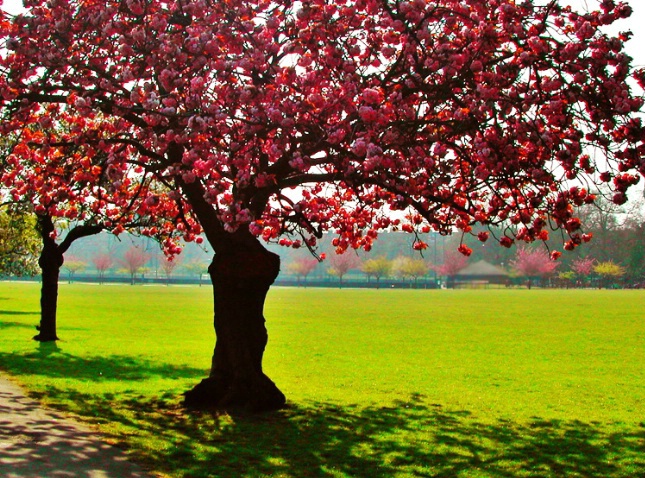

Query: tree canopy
[2,0,644,257]
[0,206,40,276]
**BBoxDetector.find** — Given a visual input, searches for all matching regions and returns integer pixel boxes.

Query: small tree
[361,256,392,288]
[160,256,181,285]
[571,257,596,288]
[510,247,559,289]
[61,255,86,283]
[593,261,626,289]
[286,257,318,286]
[182,259,210,287]
[118,247,150,285]
[91,253,114,285]
[433,249,469,288]
[393,256,429,288]
[327,253,361,288]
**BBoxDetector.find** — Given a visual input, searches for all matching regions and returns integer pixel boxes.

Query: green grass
[0,282,644,477]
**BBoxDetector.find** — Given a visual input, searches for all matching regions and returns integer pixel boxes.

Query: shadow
[0,310,39,331]
[0,310,38,316]
[0,381,151,477]
[0,347,205,382]
[20,390,645,478]
[0,320,35,331]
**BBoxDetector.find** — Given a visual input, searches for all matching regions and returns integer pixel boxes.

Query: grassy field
[0,282,644,477]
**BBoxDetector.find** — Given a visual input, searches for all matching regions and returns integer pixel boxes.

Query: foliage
[361,256,393,285]
[0,206,39,276]
[0,284,644,477]
[1,1,644,258]
[593,261,626,279]
[61,255,86,281]
[392,256,429,283]
[160,256,181,281]
[285,257,319,282]
[571,256,596,277]
[327,252,362,286]
[510,247,559,278]
[433,248,469,277]
[118,246,151,284]
[91,252,114,283]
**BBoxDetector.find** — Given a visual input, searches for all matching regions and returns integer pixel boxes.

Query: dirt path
[0,375,156,478]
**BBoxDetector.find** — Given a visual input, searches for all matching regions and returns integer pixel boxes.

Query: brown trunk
[34,240,63,342]
[183,233,285,412]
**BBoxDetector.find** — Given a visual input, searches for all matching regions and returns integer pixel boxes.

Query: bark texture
[183,232,286,412]
[33,214,102,342]
[34,236,63,342]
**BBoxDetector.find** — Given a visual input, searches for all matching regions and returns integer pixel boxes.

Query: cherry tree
[160,255,181,285]
[91,252,114,284]
[286,257,319,285]
[510,247,559,288]
[327,252,362,287]
[433,249,469,288]
[118,246,151,285]
[571,256,596,287]
[2,0,645,410]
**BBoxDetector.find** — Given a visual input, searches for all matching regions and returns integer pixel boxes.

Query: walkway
[0,375,155,478]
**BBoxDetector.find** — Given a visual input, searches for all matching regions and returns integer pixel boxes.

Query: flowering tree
[361,256,393,288]
[91,252,114,284]
[433,249,469,288]
[2,1,645,410]
[160,255,181,285]
[118,246,151,285]
[571,256,596,287]
[286,257,319,285]
[510,247,559,289]
[593,260,626,288]
[327,252,362,288]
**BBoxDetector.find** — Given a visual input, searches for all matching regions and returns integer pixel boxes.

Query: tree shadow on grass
[0,343,204,382]
[22,387,645,478]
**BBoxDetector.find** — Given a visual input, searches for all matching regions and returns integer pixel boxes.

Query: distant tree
[286,257,318,286]
[0,206,40,277]
[571,257,596,287]
[160,256,181,285]
[557,271,576,289]
[510,247,559,289]
[328,253,361,288]
[182,259,210,287]
[433,249,469,288]
[593,261,626,288]
[91,253,114,285]
[61,255,86,283]
[361,256,392,288]
[393,256,429,288]
[119,247,151,285]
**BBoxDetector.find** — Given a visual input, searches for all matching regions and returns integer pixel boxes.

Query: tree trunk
[183,234,285,412]
[34,241,63,342]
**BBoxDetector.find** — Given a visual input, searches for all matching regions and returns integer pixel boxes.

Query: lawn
[0,282,644,477]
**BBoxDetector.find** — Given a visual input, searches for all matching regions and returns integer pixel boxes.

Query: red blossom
[1,0,643,259]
